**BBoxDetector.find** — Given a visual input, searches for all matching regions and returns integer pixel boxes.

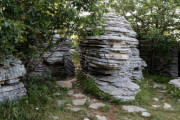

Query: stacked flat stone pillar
[80,12,146,101]
[0,59,26,103]
[28,34,75,77]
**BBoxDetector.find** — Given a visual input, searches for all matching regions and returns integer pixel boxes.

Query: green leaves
[0,0,106,62]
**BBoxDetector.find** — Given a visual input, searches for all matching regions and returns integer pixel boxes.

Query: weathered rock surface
[169,78,180,88]
[122,105,146,113]
[0,59,26,103]
[163,103,172,110]
[89,103,106,110]
[80,12,146,101]
[28,34,75,77]
[72,99,86,106]
[96,115,107,120]
[141,112,151,117]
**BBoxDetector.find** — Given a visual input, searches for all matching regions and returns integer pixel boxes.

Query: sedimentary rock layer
[80,12,146,101]
[0,59,26,103]
[29,34,75,77]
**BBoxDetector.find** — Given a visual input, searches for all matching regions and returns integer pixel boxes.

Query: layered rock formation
[29,34,75,77]
[80,12,146,101]
[0,59,26,103]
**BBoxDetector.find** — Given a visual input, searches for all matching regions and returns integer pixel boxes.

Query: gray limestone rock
[141,112,151,117]
[72,99,86,106]
[28,34,75,77]
[122,105,146,113]
[89,103,105,110]
[96,115,107,120]
[0,59,26,103]
[169,78,180,88]
[80,12,146,101]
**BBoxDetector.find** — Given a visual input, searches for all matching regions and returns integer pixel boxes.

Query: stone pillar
[80,12,146,101]
[0,59,26,103]
[28,34,75,77]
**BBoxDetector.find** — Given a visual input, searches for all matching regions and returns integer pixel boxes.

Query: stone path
[53,78,176,120]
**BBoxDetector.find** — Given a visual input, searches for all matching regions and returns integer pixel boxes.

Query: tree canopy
[112,0,180,74]
[0,0,108,61]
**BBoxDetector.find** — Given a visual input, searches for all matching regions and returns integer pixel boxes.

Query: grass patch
[144,74,171,83]
[0,76,81,120]
[76,70,112,101]
[135,80,153,105]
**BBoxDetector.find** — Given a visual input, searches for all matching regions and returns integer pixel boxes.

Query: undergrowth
[0,76,67,120]
[76,70,135,104]
[76,70,112,101]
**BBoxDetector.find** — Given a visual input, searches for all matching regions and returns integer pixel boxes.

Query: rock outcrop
[80,12,146,101]
[169,78,180,88]
[0,59,26,103]
[29,34,75,77]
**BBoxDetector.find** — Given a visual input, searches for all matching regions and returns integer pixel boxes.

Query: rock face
[80,12,146,101]
[0,59,26,103]
[29,34,75,77]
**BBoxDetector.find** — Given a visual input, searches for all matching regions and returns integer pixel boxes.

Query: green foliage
[112,0,180,74]
[168,85,180,98]
[76,70,112,101]
[0,0,108,62]
[135,80,153,104]
[0,77,56,120]
[144,74,172,83]
[99,105,110,112]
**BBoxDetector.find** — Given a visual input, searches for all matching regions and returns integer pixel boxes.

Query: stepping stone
[53,92,61,96]
[153,98,159,102]
[96,115,107,120]
[84,117,90,120]
[70,107,81,112]
[163,103,172,110]
[56,78,75,88]
[72,93,86,98]
[141,112,151,117]
[89,103,105,110]
[67,90,74,96]
[122,105,146,112]
[153,84,166,89]
[152,104,161,108]
[57,100,65,106]
[50,116,59,120]
[72,99,86,106]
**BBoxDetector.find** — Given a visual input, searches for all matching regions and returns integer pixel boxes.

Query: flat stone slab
[153,98,159,102]
[122,105,146,112]
[72,99,86,106]
[163,103,172,110]
[169,79,180,88]
[152,104,161,108]
[67,90,74,96]
[57,100,65,106]
[141,112,151,117]
[70,107,81,112]
[96,115,107,120]
[72,93,86,98]
[89,103,105,110]
[50,116,59,120]
[84,117,90,120]
[56,80,73,88]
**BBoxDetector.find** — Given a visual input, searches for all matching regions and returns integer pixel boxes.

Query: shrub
[76,70,112,101]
